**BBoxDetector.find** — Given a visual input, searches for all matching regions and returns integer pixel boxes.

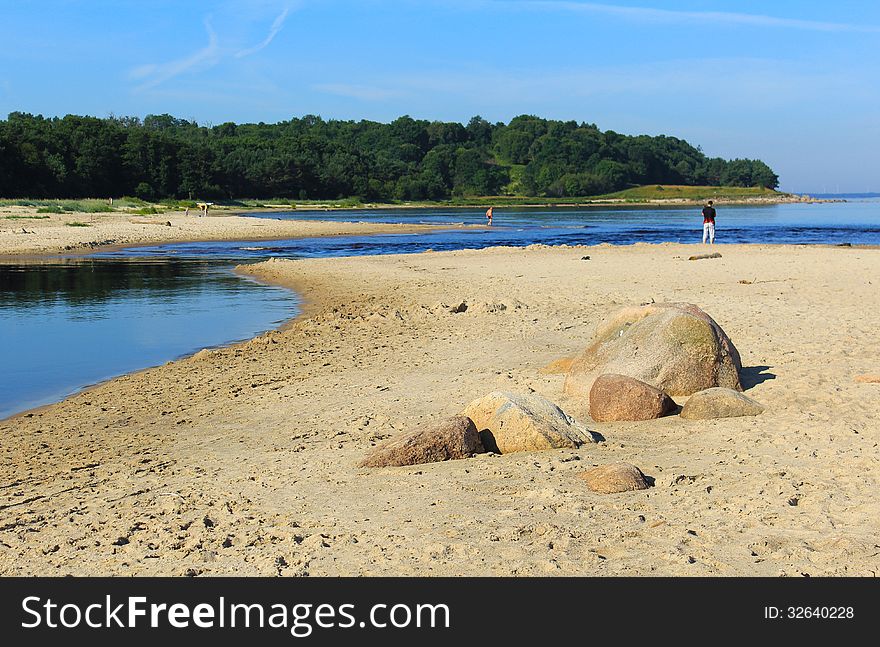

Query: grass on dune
[0,198,114,212]
[597,185,783,201]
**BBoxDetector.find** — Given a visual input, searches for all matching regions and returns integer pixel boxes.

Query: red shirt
[702,206,716,224]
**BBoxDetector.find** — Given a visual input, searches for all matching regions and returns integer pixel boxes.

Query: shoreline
[0,194,841,258]
[0,262,306,424]
[2,242,878,576]
[0,206,478,258]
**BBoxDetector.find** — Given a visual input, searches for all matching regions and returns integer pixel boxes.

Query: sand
[0,206,458,256]
[1,242,879,576]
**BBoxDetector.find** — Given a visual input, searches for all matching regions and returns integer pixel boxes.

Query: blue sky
[1,0,878,193]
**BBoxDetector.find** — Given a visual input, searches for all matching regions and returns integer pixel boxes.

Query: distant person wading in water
[486,206,493,226]
[702,200,716,244]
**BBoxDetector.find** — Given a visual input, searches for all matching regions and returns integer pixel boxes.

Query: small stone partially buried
[580,463,650,494]
[680,387,764,420]
[358,415,484,467]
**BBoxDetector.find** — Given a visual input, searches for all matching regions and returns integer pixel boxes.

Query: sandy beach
[0,206,458,256]
[1,241,879,576]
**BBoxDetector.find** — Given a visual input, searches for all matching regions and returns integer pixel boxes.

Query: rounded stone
[358,415,484,467]
[680,387,764,420]
[589,373,676,422]
[580,463,650,494]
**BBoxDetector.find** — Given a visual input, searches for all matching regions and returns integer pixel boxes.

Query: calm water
[3,200,878,419]
[0,260,298,419]
[99,201,880,259]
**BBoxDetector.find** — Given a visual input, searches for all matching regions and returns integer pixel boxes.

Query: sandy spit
[0,206,467,256]
[1,242,879,576]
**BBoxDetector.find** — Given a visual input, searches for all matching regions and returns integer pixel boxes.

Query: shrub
[59,201,113,213]
[115,196,148,207]
[334,197,363,208]
[83,203,113,213]
[135,182,155,200]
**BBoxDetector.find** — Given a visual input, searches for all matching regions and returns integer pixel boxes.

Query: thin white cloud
[236,6,291,58]
[507,1,880,33]
[343,56,872,117]
[131,18,221,92]
[129,64,158,80]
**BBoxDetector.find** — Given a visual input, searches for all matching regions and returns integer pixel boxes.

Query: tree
[747,160,779,189]
[465,116,493,147]
[0,111,779,200]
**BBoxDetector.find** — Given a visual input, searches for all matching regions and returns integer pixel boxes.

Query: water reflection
[1,258,243,308]
[0,259,299,419]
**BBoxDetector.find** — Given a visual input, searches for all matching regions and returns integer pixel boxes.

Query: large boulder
[564,303,742,398]
[680,387,764,420]
[358,416,484,467]
[580,463,650,494]
[589,373,676,422]
[462,391,597,454]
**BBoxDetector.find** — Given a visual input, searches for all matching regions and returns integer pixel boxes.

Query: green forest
[0,112,779,201]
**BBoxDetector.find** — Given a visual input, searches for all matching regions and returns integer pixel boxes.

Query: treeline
[0,112,779,200]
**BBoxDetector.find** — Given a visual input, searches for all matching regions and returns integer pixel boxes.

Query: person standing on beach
[486,206,494,226]
[702,200,716,244]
